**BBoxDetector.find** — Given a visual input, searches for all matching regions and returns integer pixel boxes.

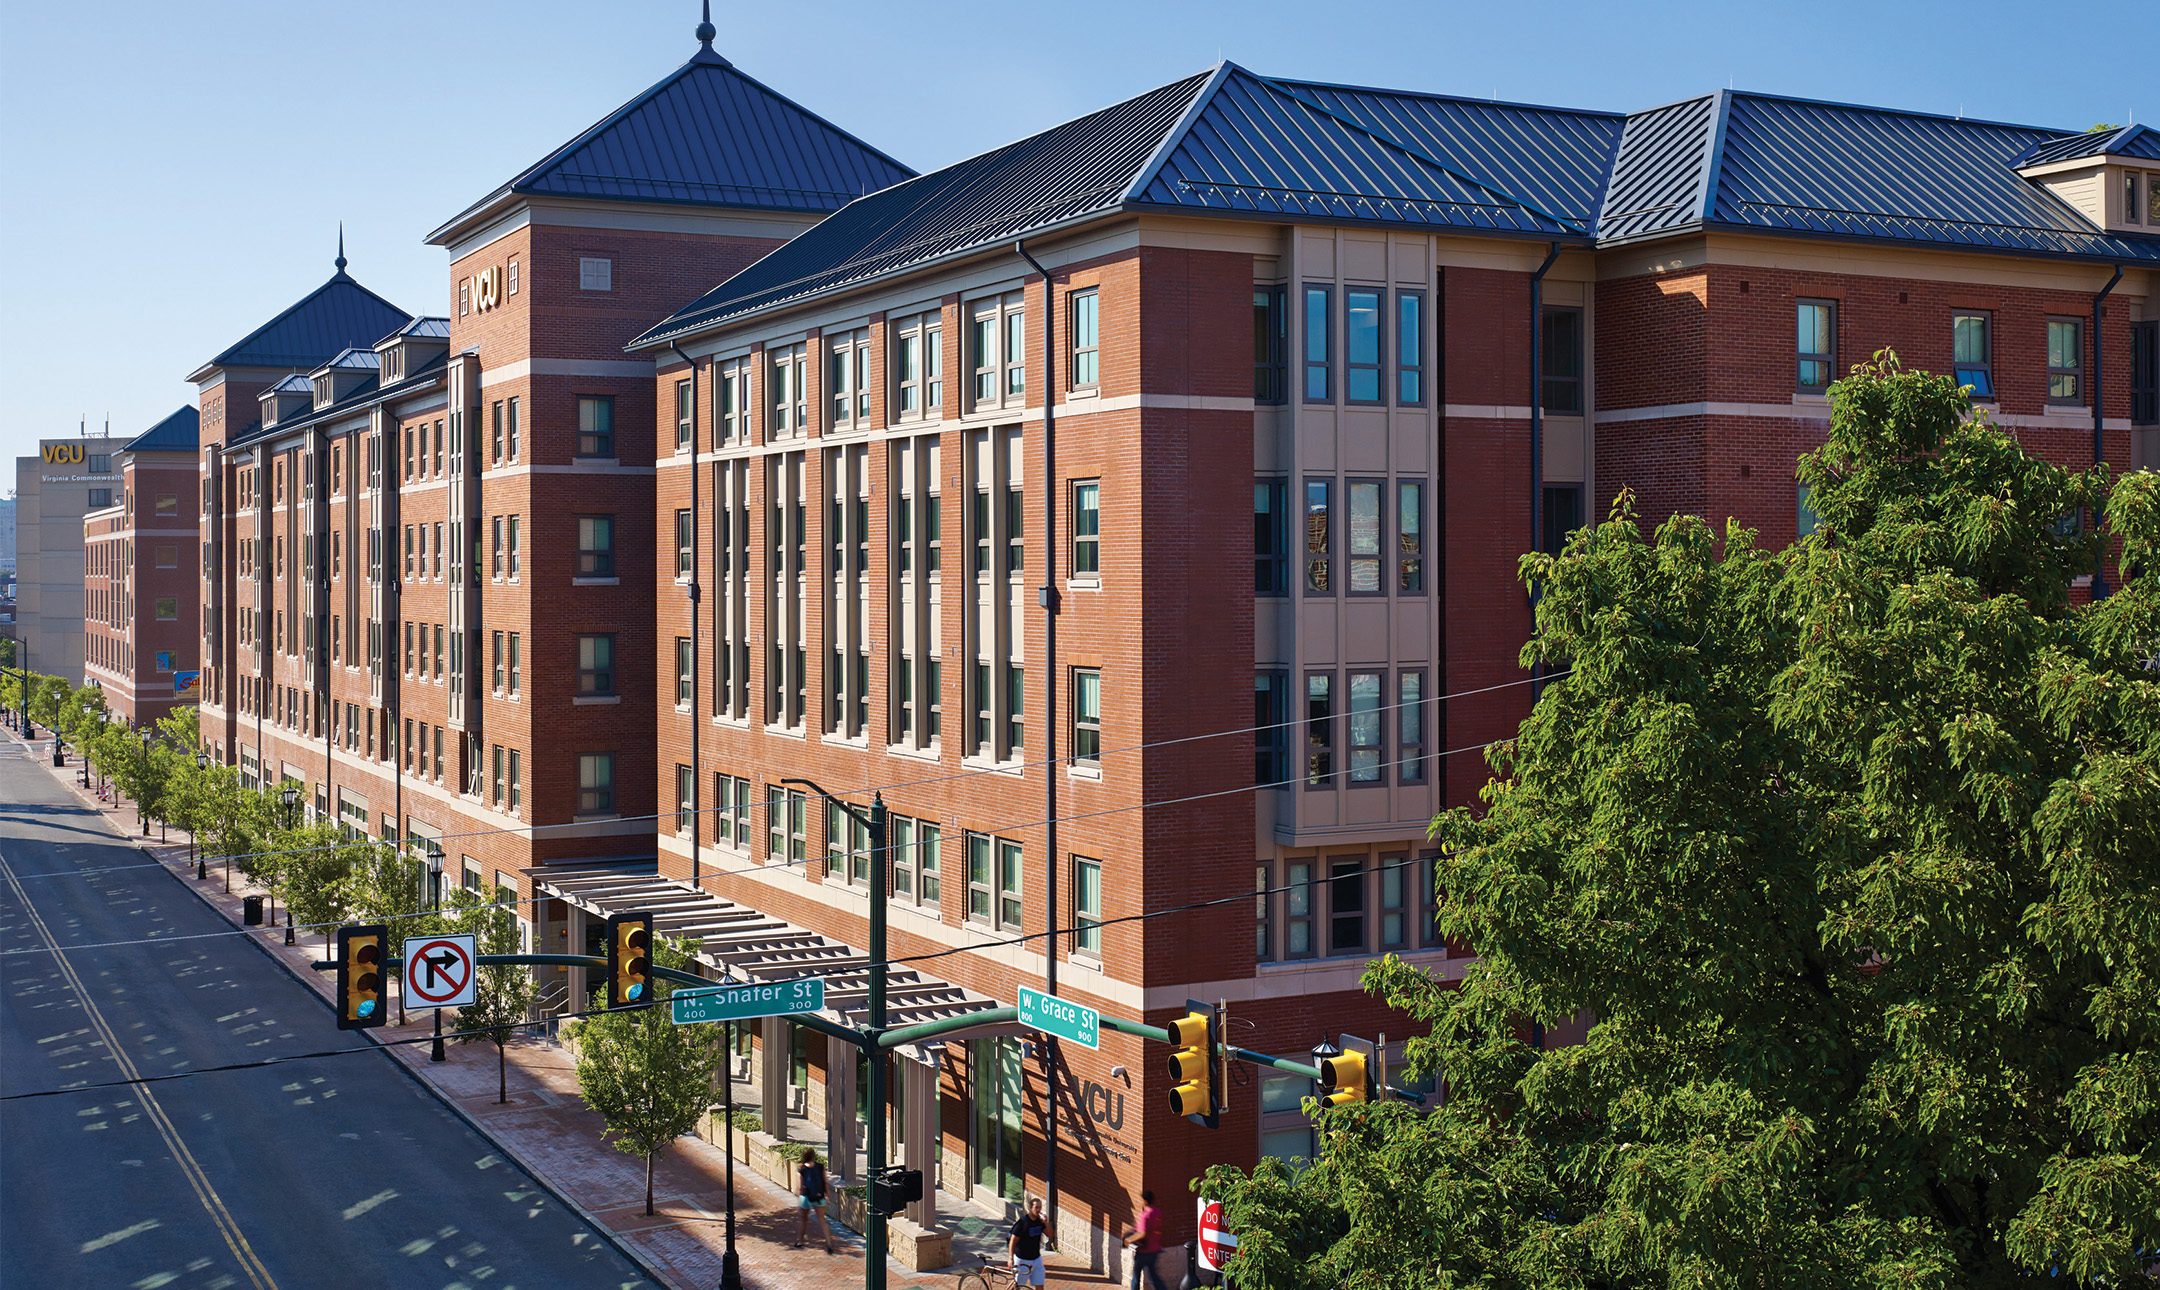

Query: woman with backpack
[793,1148,836,1252]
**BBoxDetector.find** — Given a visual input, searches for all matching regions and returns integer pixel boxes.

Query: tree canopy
[1202,356,2159,1289]
[568,935,718,1216]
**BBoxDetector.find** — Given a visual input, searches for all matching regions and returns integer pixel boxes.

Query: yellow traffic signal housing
[1319,1048,1370,1107]
[337,924,388,1030]
[1165,999,1221,1127]
[607,913,654,1007]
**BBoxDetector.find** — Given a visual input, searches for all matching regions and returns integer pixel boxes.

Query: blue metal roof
[429,41,913,242]
[122,406,199,455]
[635,70,2160,347]
[386,316,452,340]
[193,266,413,377]
[2015,123,2160,168]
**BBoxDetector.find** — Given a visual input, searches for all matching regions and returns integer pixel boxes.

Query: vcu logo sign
[474,265,504,313]
[42,444,84,464]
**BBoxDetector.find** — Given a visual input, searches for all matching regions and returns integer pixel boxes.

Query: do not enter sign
[401,933,477,1009]
[1197,1198,1237,1271]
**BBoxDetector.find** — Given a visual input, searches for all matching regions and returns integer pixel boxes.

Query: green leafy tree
[280,822,367,955]
[1201,355,2158,1290]
[447,893,532,1104]
[567,936,717,1216]
[347,842,437,1023]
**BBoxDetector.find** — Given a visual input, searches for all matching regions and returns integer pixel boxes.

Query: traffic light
[337,923,388,1030]
[606,913,654,1007]
[1166,998,1221,1127]
[1318,1043,1372,1107]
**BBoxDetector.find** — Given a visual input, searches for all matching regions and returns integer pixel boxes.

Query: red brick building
[627,68,2160,1270]
[84,407,203,725]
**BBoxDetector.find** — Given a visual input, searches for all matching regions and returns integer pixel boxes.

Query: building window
[1285,861,1314,958]
[577,397,615,457]
[1303,285,1332,402]
[156,493,178,516]
[998,839,1024,931]
[969,292,1026,410]
[676,637,693,707]
[1347,479,1383,594]
[2047,318,2084,404]
[156,597,178,620]
[155,651,174,672]
[1797,484,1820,539]
[1330,858,1366,953]
[491,400,505,463]
[1072,668,1101,768]
[1348,671,1383,783]
[156,544,177,568]
[89,488,112,509]
[491,631,504,692]
[676,765,694,834]
[676,509,694,576]
[579,257,612,291]
[1256,671,1289,785]
[1345,288,1383,403]
[1254,285,1287,403]
[1071,480,1099,577]
[1073,857,1102,957]
[829,329,872,429]
[1255,478,1288,596]
[1953,312,1994,399]
[1541,485,1584,556]
[1006,488,1024,573]
[1399,670,1424,783]
[507,514,521,578]
[577,515,614,576]
[1005,664,1025,755]
[1398,480,1424,594]
[893,310,943,419]
[578,634,615,695]
[676,380,694,451]
[1797,298,1837,392]
[717,359,746,445]
[508,259,519,294]
[1304,478,1331,594]
[919,822,941,906]
[2134,320,2159,426]
[967,833,993,925]
[1306,673,1333,787]
[1380,855,1408,949]
[1541,306,1583,413]
[1070,289,1099,390]
[1396,290,1425,405]
[578,754,615,814]
[507,396,520,460]
[1254,865,1271,961]
[771,342,808,436]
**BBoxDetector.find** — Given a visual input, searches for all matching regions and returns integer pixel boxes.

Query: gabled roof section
[190,267,413,380]
[1598,93,1721,240]
[386,316,452,341]
[1133,69,1618,235]
[632,68,1217,345]
[320,347,380,373]
[427,41,913,243]
[122,406,200,455]
[2015,122,2160,168]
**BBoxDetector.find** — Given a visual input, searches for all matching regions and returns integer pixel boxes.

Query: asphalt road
[0,741,657,1290]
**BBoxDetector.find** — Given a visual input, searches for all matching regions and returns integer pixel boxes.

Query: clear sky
[2,0,2154,472]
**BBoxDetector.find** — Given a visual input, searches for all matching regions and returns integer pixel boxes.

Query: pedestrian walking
[1119,1189,1167,1290]
[793,1148,835,1253]
[1008,1196,1049,1286]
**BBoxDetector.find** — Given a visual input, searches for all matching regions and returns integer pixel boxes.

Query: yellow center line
[1,851,278,1290]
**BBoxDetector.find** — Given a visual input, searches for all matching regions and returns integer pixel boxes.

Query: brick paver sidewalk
[6,728,1114,1290]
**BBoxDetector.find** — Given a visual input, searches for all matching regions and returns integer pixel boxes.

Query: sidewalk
[5,728,1115,1290]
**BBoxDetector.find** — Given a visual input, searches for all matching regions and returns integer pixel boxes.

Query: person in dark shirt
[1008,1195,1049,1286]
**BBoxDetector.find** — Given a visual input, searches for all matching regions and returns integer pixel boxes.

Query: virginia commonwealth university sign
[39,443,118,484]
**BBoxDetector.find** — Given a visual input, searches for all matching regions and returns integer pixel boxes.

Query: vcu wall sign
[474,265,504,312]
[42,444,85,464]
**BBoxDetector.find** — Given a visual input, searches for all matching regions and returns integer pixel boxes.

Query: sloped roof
[635,70,2160,347]
[122,406,200,455]
[229,348,449,451]
[2014,122,2160,168]
[1601,91,2160,261]
[385,316,453,341]
[427,38,913,243]
[321,347,380,372]
[190,266,413,380]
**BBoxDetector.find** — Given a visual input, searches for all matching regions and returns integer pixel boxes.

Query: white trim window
[969,292,1026,411]
[770,343,808,438]
[893,310,943,420]
[828,328,872,431]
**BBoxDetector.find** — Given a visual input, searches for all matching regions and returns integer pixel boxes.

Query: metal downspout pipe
[2092,266,2122,599]
[1013,238,1060,1237]
[1528,243,1562,699]
[669,344,702,887]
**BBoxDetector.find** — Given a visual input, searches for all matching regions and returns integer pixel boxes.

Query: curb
[4,733,682,1290]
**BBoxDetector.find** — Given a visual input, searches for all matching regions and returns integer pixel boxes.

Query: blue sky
[3,0,2154,471]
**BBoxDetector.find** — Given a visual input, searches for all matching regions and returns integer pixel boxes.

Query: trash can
[243,895,264,926]
[52,746,65,768]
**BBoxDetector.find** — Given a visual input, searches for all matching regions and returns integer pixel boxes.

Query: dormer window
[2128,172,2144,225]
[315,376,332,405]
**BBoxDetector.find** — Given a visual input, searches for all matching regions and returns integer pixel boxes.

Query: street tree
[1200,355,2159,1290]
[568,935,717,1216]
[446,893,532,1104]
[280,822,366,955]
[347,842,437,1023]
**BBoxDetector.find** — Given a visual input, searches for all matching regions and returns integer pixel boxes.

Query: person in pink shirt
[1119,1189,1168,1290]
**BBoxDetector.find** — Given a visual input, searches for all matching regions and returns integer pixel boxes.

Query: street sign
[401,933,477,1010]
[1018,986,1099,1049]
[1197,1197,1237,1271]
[671,976,826,1026]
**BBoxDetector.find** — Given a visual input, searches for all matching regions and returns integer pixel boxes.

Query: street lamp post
[782,777,888,1290]
[194,752,210,879]
[139,729,155,837]
[720,1012,742,1290]
[275,784,299,934]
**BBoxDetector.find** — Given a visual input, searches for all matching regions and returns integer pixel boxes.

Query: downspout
[1013,238,1059,1237]
[2092,265,2122,599]
[670,344,702,888]
[1528,243,1561,699]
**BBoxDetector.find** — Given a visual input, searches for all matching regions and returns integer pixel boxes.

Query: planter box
[687,1114,954,1271]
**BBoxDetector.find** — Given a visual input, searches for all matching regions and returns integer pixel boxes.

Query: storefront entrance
[971,1036,1024,1205]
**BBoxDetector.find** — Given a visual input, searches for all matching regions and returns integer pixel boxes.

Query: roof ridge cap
[1696,89,1734,225]
[1120,61,1239,208]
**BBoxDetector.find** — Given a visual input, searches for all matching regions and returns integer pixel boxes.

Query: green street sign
[1018,986,1099,1049]
[671,977,826,1026]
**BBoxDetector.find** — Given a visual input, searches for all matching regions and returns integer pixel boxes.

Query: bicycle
[953,1251,1047,1290]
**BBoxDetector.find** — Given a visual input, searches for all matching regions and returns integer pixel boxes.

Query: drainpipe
[670,343,702,887]
[2092,265,2122,599]
[1528,243,1561,699]
[1013,237,1060,1237]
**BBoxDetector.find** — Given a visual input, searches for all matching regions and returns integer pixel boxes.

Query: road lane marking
[81,1218,161,1252]
[341,1189,398,1220]
[1,854,277,1290]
